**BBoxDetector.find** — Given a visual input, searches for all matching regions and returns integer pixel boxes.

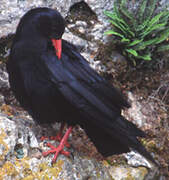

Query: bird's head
[16,7,66,59]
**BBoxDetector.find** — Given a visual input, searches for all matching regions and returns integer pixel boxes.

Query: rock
[0,64,9,89]
[0,155,111,179]
[0,113,112,179]
[125,151,153,168]
[0,0,112,67]
[0,114,18,164]
[63,29,88,52]
[109,165,149,180]
[84,0,115,43]
[160,0,169,7]
[0,111,160,180]
[124,92,147,128]
[0,95,5,106]
[0,0,82,38]
[0,0,114,39]
[75,20,87,27]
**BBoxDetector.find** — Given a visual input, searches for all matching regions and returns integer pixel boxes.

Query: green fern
[104,0,169,65]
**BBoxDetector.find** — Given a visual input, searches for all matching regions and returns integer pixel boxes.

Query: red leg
[42,126,73,163]
[40,123,70,147]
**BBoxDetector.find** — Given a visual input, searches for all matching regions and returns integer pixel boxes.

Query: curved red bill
[52,39,62,60]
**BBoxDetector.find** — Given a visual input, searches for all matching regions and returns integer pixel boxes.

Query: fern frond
[157,44,169,52]
[126,49,138,56]
[119,0,134,20]
[134,38,158,50]
[149,11,166,26]
[104,11,130,29]
[137,54,152,60]
[145,0,158,21]
[154,27,169,44]
[109,20,128,36]
[141,23,167,38]
[104,30,124,38]
[137,0,148,22]
[127,39,143,46]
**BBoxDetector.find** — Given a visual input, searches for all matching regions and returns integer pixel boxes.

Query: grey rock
[0,0,112,60]
[160,0,169,6]
[63,29,88,52]
[83,0,115,44]
[28,131,39,148]
[75,20,87,27]
[0,66,9,89]
[0,95,5,106]
[0,0,81,38]
[125,151,152,168]
[0,113,112,179]
[62,30,101,71]
[0,115,18,162]
[123,92,147,128]
[77,26,86,34]
[108,165,148,180]
[0,108,159,180]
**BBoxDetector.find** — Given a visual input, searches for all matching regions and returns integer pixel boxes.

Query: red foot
[40,123,70,148]
[42,126,72,163]
[43,143,70,163]
[49,135,70,148]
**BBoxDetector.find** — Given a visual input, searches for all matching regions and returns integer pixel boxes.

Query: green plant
[104,0,169,65]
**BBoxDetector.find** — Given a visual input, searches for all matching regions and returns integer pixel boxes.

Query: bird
[6,7,157,165]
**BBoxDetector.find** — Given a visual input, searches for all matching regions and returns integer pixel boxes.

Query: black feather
[6,7,157,165]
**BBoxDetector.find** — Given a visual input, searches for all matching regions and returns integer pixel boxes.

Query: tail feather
[114,117,158,165]
[83,121,130,156]
[128,136,158,166]
[113,117,146,137]
[82,116,157,165]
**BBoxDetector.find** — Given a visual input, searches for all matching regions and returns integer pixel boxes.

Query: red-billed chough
[6,7,157,165]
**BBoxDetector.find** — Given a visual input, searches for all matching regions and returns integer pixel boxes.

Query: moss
[137,167,148,178]
[22,175,36,180]
[0,104,13,116]
[125,168,135,180]
[1,158,50,179]
[22,159,64,179]
[0,129,9,161]
[125,175,135,180]
[125,167,148,180]
[141,138,158,152]
[102,160,110,166]
[0,128,64,179]
[105,155,128,167]
[146,140,158,151]
[0,161,18,178]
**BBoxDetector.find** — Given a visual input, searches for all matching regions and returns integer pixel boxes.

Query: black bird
[7,7,156,164]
